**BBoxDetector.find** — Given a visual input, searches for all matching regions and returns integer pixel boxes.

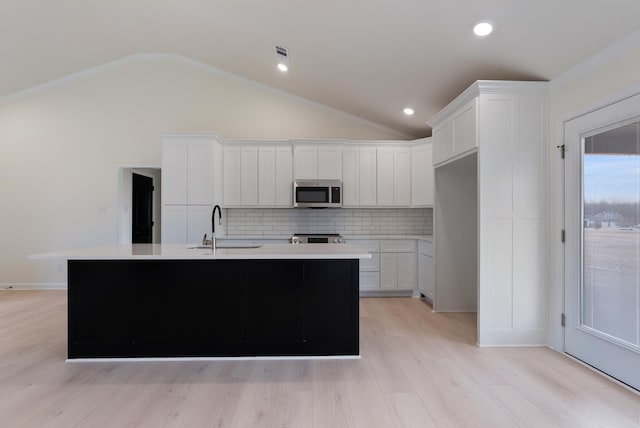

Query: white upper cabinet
[293,143,342,180]
[376,147,395,206]
[275,146,293,206]
[359,147,377,206]
[162,139,188,205]
[318,145,342,179]
[432,98,477,167]
[293,145,317,179]
[342,146,378,207]
[411,140,434,207]
[240,146,258,206]
[187,140,215,205]
[393,146,411,206]
[258,145,292,207]
[222,146,241,206]
[224,143,292,208]
[342,147,359,206]
[162,137,214,205]
[376,146,410,207]
[258,146,276,206]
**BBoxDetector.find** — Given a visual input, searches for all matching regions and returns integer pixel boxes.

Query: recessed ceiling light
[403,108,415,116]
[277,63,288,72]
[474,22,493,36]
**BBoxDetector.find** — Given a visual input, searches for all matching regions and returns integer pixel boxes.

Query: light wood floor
[1,291,639,427]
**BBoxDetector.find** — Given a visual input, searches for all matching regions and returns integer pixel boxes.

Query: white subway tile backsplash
[226,208,432,236]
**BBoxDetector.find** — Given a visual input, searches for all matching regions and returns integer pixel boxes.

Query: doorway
[117,167,161,244]
[564,92,640,391]
[132,173,154,243]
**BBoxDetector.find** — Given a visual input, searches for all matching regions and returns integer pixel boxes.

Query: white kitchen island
[32,243,370,360]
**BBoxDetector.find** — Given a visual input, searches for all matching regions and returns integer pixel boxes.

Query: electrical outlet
[57,263,64,273]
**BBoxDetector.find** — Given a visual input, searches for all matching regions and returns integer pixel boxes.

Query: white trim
[556,82,640,125]
[550,29,640,91]
[67,355,361,363]
[1,283,66,290]
[0,52,411,140]
[427,80,549,128]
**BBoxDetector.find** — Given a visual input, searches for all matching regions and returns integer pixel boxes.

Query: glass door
[564,93,640,391]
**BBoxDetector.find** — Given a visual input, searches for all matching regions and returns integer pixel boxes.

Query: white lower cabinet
[380,240,417,291]
[161,205,212,244]
[380,253,398,290]
[352,239,417,294]
[418,240,434,301]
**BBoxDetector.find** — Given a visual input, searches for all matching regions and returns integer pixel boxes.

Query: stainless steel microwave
[293,180,342,208]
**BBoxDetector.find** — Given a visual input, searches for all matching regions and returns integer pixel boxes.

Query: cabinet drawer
[380,240,415,252]
[359,272,380,290]
[350,239,379,253]
[418,240,433,256]
[360,253,380,271]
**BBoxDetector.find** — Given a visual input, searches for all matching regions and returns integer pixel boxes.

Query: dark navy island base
[67,259,359,359]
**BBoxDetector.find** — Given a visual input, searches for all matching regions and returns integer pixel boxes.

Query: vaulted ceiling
[3,0,640,137]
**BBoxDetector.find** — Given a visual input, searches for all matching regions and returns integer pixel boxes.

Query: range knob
[291,237,299,244]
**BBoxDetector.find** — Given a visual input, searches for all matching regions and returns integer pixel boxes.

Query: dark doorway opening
[132,173,154,243]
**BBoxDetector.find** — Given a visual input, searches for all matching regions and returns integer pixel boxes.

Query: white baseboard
[1,283,67,290]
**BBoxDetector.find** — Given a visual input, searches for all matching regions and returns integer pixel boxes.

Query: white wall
[548,42,640,350]
[0,55,405,288]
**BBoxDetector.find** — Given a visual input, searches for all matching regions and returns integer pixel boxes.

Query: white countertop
[221,235,433,242]
[30,243,371,261]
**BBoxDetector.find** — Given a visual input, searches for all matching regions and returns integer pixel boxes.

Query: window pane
[583,121,640,347]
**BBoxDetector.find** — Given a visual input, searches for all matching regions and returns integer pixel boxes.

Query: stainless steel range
[290,233,345,244]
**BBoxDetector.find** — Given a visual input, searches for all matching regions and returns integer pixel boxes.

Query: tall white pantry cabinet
[428,81,548,346]
[161,134,217,244]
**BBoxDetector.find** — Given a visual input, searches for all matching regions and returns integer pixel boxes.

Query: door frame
[551,83,640,353]
[116,165,161,244]
[563,95,640,390]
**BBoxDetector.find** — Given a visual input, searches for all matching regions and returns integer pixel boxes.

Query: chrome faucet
[211,205,222,250]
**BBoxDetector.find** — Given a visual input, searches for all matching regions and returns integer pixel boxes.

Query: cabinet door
[241,146,258,206]
[425,254,434,301]
[342,147,359,206]
[376,147,394,206]
[318,146,342,179]
[453,99,477,155]
[259,146,276,206]
[418,253,427,295]
[293,145,318,179]
[380,253,398,290]
[432,121,453,166]
[393,147,411,206]
[162,140,188,205]
[187,140,213,205]
[397,252,416,290]
[411,143,434,207]
[161,205,187,244]
[187,205,212,244]
[359,147,377,206]
[223,146,241,206]
[275,146,293,206]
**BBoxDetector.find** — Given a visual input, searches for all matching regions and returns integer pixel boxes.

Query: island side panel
[304,260,359,355]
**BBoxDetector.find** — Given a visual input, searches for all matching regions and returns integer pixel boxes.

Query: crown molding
[550,29,640,91]
[427,80,548,127]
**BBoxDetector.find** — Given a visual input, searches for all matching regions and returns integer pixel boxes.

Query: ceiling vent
[275,45,289,59]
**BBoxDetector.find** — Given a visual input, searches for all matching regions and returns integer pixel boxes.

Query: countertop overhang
[30,243,372,261]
